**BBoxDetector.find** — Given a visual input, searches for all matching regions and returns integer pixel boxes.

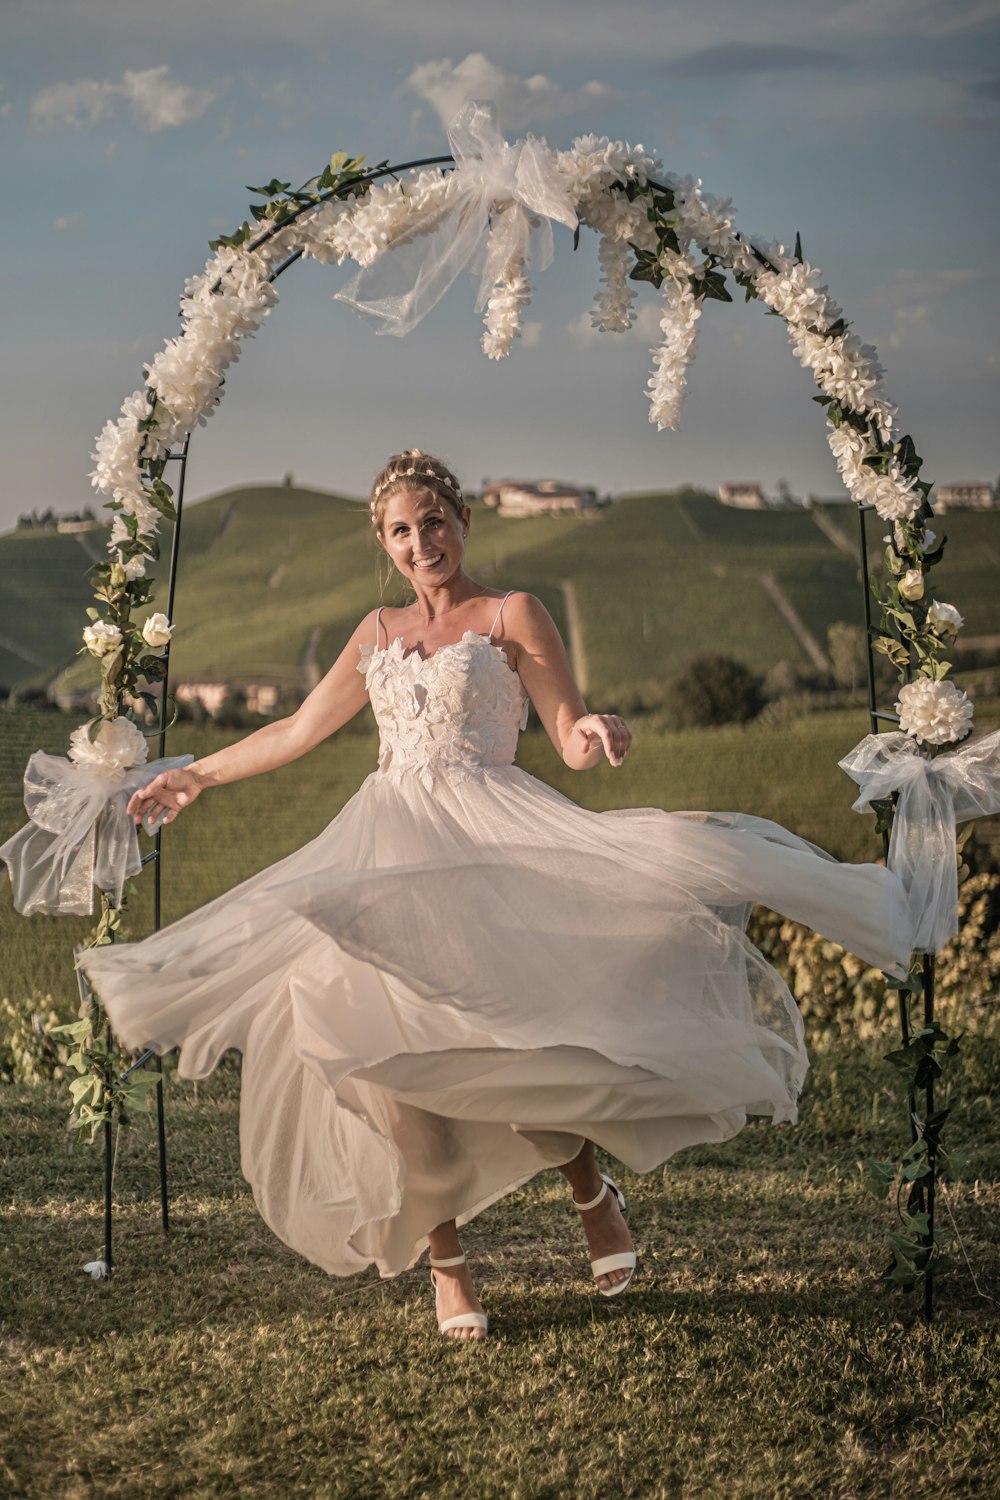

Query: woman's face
[379,486,469,587]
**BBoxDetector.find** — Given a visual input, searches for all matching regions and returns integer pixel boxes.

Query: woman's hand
[127,767,206,829]
[569,713,632,768]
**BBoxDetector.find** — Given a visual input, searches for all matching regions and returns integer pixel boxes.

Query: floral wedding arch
[5,102,998,1311]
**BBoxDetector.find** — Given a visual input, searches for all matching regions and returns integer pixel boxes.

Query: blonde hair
[369,450,464,533]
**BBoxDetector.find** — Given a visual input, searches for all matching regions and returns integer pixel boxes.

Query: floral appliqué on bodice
[357,630,530,783]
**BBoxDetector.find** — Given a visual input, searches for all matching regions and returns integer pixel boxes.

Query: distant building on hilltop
[718,482,800,510]
[175,679,286,718]
[719,482,766,510]
[17,506,100,533]
[933,482,996,512]
[480,479,605,517]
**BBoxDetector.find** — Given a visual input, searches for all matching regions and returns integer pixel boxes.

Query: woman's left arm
[505,593,632,770]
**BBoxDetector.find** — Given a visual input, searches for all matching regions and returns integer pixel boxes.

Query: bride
[81,449,913,1342]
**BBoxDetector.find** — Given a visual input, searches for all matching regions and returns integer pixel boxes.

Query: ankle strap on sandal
[428,1253,467,1268]
[573,1180,610,1213]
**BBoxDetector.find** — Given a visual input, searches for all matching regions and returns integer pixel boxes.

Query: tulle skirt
[80,764,911,1277]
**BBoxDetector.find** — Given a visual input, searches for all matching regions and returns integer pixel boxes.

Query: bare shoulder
[499,591,562,647]
[497,591,554,633]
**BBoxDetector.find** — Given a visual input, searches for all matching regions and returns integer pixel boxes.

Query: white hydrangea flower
[119,554,148,582]
[844,459,922,521]
[896,679,974,745]
[556,136,658,208]
[650,173,740,262]
[90,415,145,503]
[827,424,871,482]
[82,621,122,657]
[327,174,448,268]
[820,334,885,411]
[294,199,356,265]
[69,717,149,780]
[926,600,963,637]
[869,399,898,440]
[757,260,842,333]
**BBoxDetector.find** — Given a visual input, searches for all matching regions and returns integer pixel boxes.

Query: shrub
[0,993,73,1084]
[748,834,1000,1049]
[667,654,764,728]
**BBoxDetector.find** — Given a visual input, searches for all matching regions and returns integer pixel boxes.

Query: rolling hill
[2,484,999,707]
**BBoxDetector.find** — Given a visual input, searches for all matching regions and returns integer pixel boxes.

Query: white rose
[141,613,173,649]
[899,569,924,601]
[82,621,122,657]
[896,679,974,746]
[927,600,964,638]
[68,717,149,780]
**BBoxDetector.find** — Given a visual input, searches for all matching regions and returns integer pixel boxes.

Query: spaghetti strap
[488,591,513,642]
[374,607,384,649]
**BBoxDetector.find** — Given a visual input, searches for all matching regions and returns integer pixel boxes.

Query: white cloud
[406,52,617,134]
[521,320,543,350]
[52,212,85,232]
[31,65,224,133]
[31,78,117,130]
[119,66,221,132]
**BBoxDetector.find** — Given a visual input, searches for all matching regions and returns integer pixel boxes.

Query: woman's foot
[430,1258,488,1341]
[574,1180,635,1293]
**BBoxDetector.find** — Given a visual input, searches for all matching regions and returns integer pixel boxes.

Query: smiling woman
[78,439,919,1341]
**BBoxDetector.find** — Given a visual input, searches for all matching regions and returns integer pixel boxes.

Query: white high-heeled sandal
[573,1173,637,1298]
[428,1253,489,1338]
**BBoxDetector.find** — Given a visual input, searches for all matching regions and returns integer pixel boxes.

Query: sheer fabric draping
[333,101,578,336]
[0,750,193,916]
[840,727,1000,953]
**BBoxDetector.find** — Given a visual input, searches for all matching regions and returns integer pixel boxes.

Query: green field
[4,485,1000,705]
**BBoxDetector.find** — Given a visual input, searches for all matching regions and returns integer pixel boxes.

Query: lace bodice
[357,630,530,780]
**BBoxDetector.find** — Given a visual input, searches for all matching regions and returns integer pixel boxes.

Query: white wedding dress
[81,600,913,1278]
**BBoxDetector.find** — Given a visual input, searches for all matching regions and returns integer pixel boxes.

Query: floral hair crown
[370,464,463,513]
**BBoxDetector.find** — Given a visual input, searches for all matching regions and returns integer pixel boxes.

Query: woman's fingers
[128,773,194,824]
[580,714,632,767]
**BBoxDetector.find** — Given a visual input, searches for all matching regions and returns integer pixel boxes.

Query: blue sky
[2,0,998,531]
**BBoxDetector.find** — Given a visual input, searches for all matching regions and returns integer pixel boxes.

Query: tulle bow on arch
[333,100,579,336]
[0,749,193,917]
[839,727,1000,954]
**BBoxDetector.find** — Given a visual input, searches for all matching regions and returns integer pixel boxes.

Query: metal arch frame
[104,155,937,1320]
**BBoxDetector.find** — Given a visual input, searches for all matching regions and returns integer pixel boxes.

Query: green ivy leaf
[627,246,664,288]
[146,486,177,523]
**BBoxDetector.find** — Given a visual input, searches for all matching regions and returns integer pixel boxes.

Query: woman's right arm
[127,611,380,827]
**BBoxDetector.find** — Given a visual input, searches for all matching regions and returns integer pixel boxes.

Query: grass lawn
[2,1038,998,1498]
